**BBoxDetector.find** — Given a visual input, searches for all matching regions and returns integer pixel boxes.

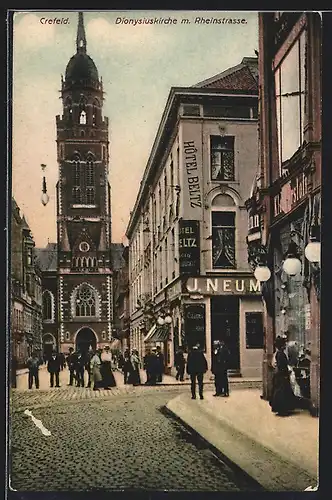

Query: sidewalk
[166,389,319,491]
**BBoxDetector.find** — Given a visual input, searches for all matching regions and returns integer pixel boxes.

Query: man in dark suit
[174,347,186,381]
[212,340,230,397]
[75,349,86,387]
[66,347,76,386]
[47,350,61,388]
[186,343,208,400]
[156,346,164,383]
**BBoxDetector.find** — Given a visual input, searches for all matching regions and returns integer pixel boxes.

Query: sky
[12,10,258,248]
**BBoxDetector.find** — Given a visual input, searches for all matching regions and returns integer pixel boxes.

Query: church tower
[55,12,113,353]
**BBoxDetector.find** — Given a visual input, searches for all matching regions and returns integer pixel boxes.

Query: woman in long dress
[90,349,102,391]
[129,350,141,386]
[269,336,297,416]
[100,346,116,389]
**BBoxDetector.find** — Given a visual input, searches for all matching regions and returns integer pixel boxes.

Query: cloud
[13,13,56,50]
[86,16,169,52]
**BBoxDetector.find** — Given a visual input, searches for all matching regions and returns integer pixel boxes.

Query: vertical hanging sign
[181,121,203,221]
[179,219,200,275]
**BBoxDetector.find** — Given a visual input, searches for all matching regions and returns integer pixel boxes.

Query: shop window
[212,211,236,269]
[274,31,306,171]
[210,136,235,181]
[245,312,264,349]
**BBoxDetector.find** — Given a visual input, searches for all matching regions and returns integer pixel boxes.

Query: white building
[126,57,264,377]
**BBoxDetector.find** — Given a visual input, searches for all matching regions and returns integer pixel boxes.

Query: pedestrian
[75,349,86,387]
[186,343,208,400]
[269,336,297,416]
[27,351,41,389]
[90,349,103,391]
[11,354,18,388]
[118,352,124,371]
[143,349,152,384]
[130,349,141,386]
[66,347,77,386]
[174,347,186,382]
[100,346,117,389]
[85,347,94,388]
[155,345,164,383]
[59,352,65,370]
[146,348,159,385]
[123,349,132,384]
[212,340,230,397]
[47,350,61,388]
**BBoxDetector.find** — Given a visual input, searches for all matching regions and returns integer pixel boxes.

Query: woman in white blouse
[100,346,116,389]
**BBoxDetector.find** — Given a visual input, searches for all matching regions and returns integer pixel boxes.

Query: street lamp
[282,241,302,277]
[157,316,165,326]
[164,314,172,324]
[254,265,271,282]
[41,176,50,206]
[305,225,321,264]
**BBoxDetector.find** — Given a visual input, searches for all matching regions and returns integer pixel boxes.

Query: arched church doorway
[75,328,96,355]
[43,333,56,361]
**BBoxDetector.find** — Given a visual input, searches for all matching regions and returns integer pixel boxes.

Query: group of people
[269,335,311,416]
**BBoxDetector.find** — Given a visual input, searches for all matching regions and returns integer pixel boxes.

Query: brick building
[35,13,122,356]
[11,198,43,368]
[245,13,321,415]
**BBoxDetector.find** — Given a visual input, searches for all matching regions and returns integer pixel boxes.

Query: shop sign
[186,276,261,295]
[181,122,203,221]
[183,303,206,350]
[273,171,309,218]
[179,220,200,275]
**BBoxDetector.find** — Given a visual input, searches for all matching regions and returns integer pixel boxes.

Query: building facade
[112,245,130,352]
[11,199,43,368]
[126,58,265,377]
[246,13,321,415]
[52,13,114,354]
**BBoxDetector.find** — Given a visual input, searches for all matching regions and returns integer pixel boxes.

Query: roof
[34,243,58,272]
[65,53,99,84]
[192,57,258,92]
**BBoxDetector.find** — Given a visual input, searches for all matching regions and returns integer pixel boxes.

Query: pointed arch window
[43,291,54,321]
[75,285,97,317]
[72,157,82,203]
[79,111,87,124]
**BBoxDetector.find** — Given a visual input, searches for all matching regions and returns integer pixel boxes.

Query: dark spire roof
[76,12,87,54]
[64,12,99,87]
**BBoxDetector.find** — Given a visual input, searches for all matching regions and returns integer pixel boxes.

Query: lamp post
[41,164,50,206]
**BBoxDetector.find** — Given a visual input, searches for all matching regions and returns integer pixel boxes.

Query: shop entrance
[75,328,96,355]
[210,296,240,371]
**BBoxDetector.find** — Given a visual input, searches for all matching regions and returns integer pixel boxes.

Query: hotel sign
[273,171,309,218]
[185,276,261,295]
[181,122,203,221]
[179,220,200,275]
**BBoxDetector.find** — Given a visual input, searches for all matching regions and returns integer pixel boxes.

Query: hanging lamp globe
[282,257,302,276]
[305,241,321,264]
[254,265,271,282]
[41,192,50,206]
[164,315,172,324]
[157,317,165,326]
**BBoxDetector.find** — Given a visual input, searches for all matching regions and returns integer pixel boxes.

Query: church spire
[76,12,87,54]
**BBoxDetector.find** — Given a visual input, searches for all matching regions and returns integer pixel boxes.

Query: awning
[148,327,169,343]
[144,324,156,342]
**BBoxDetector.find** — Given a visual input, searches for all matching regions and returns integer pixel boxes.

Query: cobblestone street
[10,369,259,492]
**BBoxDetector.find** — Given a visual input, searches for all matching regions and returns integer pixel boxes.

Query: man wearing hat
[47,350,61,388]
[212,339,230,397]
[186,343,208,400]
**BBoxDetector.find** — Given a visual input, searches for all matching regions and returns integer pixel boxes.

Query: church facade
[37,13,118,356]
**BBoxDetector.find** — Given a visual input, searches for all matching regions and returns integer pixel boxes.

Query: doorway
[43,333,56,361]
[75,327,96,355]
[210,296,240,371]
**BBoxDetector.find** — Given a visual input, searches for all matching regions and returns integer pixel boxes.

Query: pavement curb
[166,394,317,491]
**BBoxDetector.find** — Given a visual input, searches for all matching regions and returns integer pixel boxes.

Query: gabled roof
[35,243,57,272]
[192,57,258,92]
